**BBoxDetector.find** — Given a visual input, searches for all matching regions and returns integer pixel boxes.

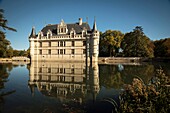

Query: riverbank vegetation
[99,26,170,58]
[119,68,170,113]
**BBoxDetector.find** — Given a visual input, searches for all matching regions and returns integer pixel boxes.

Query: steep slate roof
[29,27,36,37]
[41,23,91,36]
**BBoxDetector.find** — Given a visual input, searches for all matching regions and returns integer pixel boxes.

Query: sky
[0,0,170,50]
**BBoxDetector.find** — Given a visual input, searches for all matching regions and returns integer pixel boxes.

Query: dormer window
[82,28,87,37]
[70,28,75,38]
[71,32,74,38]
[83,32,86,37]
[61,28,63,33]
[48,34,51,38]
[57,19,68,35]
[47,29,52,39]
[38,31,43,39]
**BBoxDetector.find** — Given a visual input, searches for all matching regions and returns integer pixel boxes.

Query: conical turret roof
[30,26,36,38]
[92,18,97,32]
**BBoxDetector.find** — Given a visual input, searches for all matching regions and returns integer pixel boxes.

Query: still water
[0,61,169,113]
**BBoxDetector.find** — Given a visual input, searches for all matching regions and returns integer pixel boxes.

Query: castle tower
[29,27,36,61]
[90,18,100,62]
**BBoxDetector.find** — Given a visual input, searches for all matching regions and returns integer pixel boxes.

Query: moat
[0,61,169,113]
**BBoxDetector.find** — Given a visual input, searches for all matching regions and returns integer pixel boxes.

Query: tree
[154,38,170,57]
[121,26,154,57]
[0,9,16,32]
[0,9,16,58]
[99,30,124,57]
[6,46,13,58]
[0,33,10,57]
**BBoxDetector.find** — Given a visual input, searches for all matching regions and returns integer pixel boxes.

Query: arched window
[61,28,63,33]
[48,34,50,38]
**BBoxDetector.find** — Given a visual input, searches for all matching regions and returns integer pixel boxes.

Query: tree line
[99,26,170,58]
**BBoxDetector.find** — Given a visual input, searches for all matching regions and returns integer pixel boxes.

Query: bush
[119,68,170,113]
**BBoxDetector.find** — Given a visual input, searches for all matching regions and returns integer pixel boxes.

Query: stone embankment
[98,57,143,65]
[0,57,30,64]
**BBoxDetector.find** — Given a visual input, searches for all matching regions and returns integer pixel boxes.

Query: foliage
[0,9,16,32]
[0,9,16,58]
[99,64,154,89]
[99,30,124,57]
[13,49,28,57]
[0,64,15,106]
[154,38,170,57]
[99,65,124,89]
[119,68,170,113]
[121,26,154,57]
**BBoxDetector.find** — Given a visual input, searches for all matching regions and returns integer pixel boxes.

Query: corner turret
[29,26,36,38]
[90,18,100,62]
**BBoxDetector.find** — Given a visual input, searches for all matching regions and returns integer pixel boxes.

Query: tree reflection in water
[0,63,15,111]
[99,64,155,89]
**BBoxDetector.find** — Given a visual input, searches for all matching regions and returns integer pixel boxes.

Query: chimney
[79,18,82,25]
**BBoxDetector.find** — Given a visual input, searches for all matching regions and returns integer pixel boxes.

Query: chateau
[29,18,99,62]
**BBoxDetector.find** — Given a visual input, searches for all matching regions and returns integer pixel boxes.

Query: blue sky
[0,0,170,50]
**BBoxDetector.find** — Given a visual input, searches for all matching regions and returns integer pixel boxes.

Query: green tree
[13,50,20,56]
[121,26,154,57]
[26,48,30,58]
[154,38,170,57]
[100,30,124,57]
[0,9,16,32]
[0,9,16,58]
[6,46,13,58]
[0,34,10,57]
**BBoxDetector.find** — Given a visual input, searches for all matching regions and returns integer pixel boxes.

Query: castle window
[39,68,42,73]
[64,49,65,54]
[71,68,74,74]
[83,69,86,74]
[61,28,63,33]
[71,32,74,37]
[39,50,42,55]
[64,68,65,74]
[64,41,66,46]
[39,34,41,39]
[72,77,74,82]
[71,49,74,54]
[58,50,59,54]
[48,34,50,38]
[48,68,51,73]
[83,49,86,54]
[72,41,74,46]
[49,42,51,47]
[60,68,63,73]
[48,49,51,54]
[60,41,63,46]
[60,49,63,54]
[40,42,42,47]
[83,41,86,46]
[83,32,86,37]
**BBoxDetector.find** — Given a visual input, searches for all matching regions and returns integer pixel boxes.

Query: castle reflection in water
[28,61,99,103]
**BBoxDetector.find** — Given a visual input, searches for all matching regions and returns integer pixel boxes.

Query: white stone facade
[29,18,99,62]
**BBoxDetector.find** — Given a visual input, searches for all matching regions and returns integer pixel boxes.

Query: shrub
[119,68,170,113]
